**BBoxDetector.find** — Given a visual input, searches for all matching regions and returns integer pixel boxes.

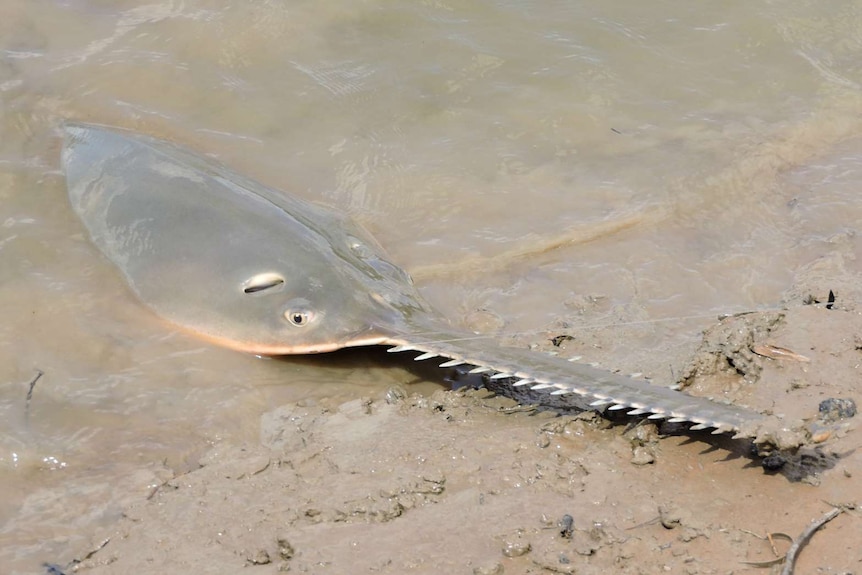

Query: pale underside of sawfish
[62,123,772,440]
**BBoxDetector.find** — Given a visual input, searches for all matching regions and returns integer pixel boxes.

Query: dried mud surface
[59,264,861,575]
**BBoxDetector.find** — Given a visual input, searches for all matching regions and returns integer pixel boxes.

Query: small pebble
[658,505,682,529]
[559,514,574,539]
[246,549,271,565]
[631,445,656,465]
[384,385,408,404]
[501,535,531,558]
[811,429,832,443]
[473,562,504,575]
[276,534,295,560]
[818,398,857,423]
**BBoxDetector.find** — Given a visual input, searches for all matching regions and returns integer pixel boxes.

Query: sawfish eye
[285,309,313,327]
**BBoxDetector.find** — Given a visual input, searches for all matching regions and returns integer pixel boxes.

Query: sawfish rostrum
[63,123,770,438]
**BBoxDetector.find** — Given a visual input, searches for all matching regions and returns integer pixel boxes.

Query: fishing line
[395,302,839,347]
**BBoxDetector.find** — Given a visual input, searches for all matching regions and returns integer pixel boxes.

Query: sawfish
[62,123,771,440]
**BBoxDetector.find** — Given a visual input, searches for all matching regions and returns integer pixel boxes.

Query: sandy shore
[58,256,861,575]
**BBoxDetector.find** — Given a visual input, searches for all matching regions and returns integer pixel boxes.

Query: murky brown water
[2,1,861,572]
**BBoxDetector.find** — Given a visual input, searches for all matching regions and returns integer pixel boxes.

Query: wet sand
[3,2,862,573]
[57,255,860,575]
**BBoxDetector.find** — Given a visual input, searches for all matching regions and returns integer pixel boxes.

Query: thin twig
[25,369,44,404]
[626,516,661,530]
[740,532,791,567]
[780,507,844,575]
[24,369,44,427]
[71,537,111,567]
[766,532,780,557]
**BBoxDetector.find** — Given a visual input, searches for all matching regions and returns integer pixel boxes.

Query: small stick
[24,369,44,427]
[766,532,779,556]
[626,516,661,530]
[740,532,791,568]
[780,507,844,575]
[25,369,44,404]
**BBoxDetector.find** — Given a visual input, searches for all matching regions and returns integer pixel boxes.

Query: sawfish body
[62,123,768,438]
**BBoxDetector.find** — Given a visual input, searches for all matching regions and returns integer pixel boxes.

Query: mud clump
[678,311,784,390]
[624,423,660,465]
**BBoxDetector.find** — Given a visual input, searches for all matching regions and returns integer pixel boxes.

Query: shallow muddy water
[1,1,861,572]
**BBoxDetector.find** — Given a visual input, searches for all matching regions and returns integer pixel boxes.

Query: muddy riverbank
[58,256,860,575]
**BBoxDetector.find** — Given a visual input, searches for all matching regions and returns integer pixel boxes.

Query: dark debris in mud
[43,537,111,575]
[818,397,857,422]
[802,288,837,309]
[760,446,846,484]
[550,334,575,347]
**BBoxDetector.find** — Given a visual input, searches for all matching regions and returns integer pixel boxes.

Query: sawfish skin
[63,123,432,355]
[62,123,770,439]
